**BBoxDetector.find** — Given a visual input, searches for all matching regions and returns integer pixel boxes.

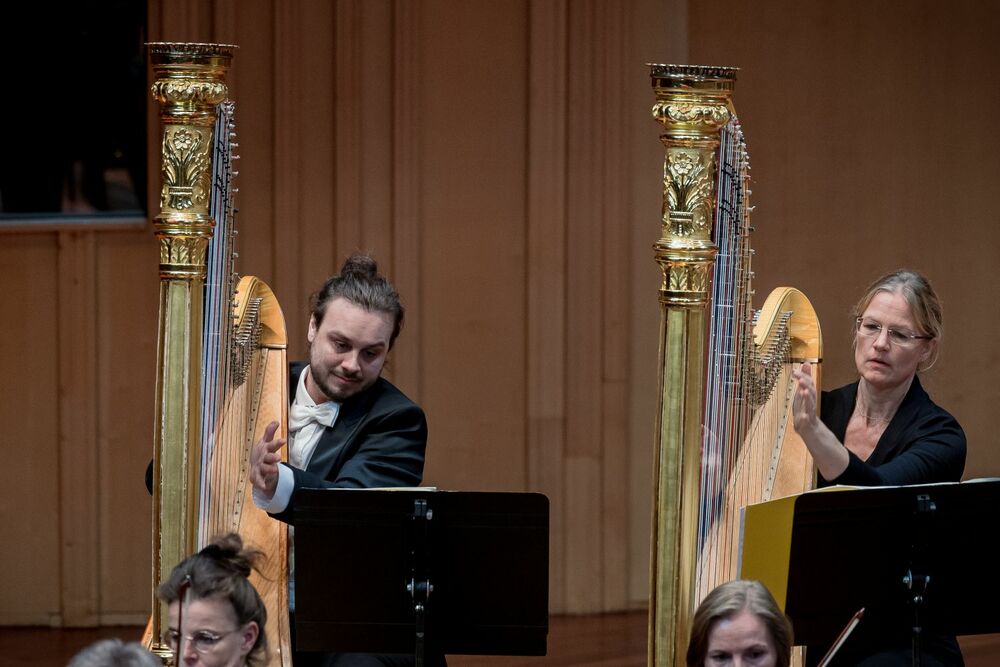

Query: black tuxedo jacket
[271,362,427,524]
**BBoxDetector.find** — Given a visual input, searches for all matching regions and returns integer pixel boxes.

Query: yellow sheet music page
[740,486,855,611]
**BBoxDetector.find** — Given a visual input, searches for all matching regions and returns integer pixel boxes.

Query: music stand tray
[293,488,549,659]
[740,479,1000,652]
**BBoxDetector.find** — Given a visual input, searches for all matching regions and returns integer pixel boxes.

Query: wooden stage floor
[2,613,997,666]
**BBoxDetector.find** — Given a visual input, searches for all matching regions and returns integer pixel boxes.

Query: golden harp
[144,43,291,667]
[645,64,822,666]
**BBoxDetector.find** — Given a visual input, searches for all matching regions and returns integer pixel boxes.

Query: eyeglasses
[855,317,931,348]
[161,628,238,654]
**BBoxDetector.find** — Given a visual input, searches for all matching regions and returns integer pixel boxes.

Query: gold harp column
[646,64,735,667]
[147,42,235,658]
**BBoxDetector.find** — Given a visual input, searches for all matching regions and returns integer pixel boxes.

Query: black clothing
[271,361,427,525]
[808,376,966,666]
[818,376,966,487]
[280,363,438,667]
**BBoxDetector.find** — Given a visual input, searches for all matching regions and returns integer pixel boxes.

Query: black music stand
[742,479,1000,666]
[293,488,549,664]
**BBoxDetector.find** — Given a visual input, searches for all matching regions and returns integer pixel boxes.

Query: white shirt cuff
[251,463,295,513]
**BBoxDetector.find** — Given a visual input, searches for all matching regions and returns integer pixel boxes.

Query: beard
[308,361,374,403]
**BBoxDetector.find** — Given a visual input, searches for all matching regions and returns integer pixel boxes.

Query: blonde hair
[686,580,793,667]
[854,269,942,370]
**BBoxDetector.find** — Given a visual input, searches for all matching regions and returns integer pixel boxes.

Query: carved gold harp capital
[650,65,736,309]
[149,43,235,282]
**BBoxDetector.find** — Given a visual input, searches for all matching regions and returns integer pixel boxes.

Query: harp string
[695,117,800,601]
[200,101,240,545]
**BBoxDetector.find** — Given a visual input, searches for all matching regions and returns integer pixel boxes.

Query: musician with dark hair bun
[158,533,268,667]
[792,269,966,666]
[249,253,437,667]
[249,252,426,521]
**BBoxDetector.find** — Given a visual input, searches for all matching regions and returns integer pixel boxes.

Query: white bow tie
[289,402,337,432]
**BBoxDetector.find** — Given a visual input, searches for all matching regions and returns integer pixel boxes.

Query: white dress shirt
[252,366,340,513]
[251,365,340,611]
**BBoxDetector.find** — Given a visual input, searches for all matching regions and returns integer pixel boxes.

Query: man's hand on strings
[792,361,819,435]
[250,420,286,499]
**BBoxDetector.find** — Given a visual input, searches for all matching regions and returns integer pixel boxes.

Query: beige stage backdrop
[1,0,998,633]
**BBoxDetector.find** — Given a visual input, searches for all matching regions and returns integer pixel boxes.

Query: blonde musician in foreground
[249,254,443,667]
[791,269,966,666]
[686,580,793,667]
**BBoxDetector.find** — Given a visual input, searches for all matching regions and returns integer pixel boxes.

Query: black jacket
[270,362,427,524]
[145,362,428,520]
[819,375,966,487]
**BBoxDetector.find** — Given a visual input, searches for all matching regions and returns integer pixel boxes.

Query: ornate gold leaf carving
[657,261,711,305]
[159,236,207,267]
[160,128,211,212]
[666,264,709,293]
[663,148,716,237]
[150,80,228,106]
[652,101,730,127]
